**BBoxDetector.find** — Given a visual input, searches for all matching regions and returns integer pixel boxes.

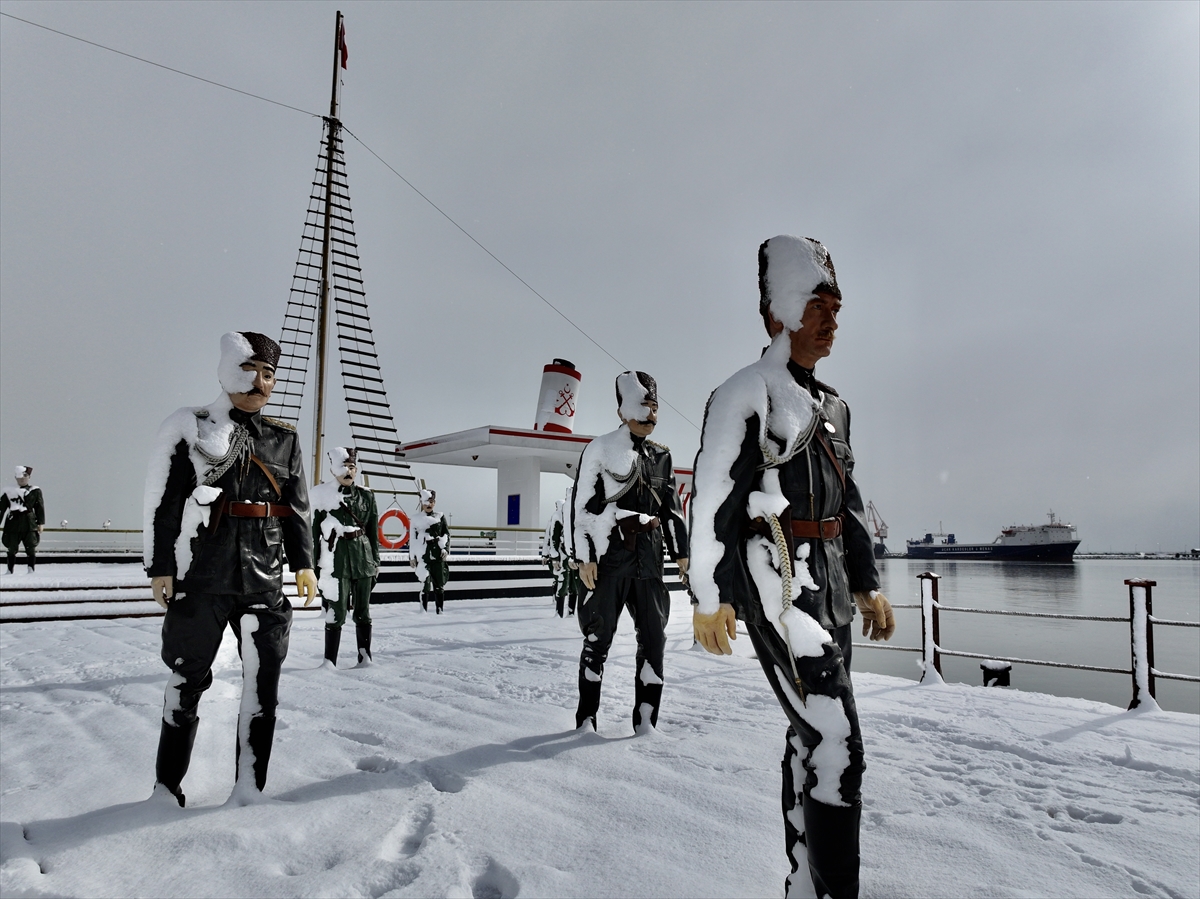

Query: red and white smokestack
[534,359,582,433]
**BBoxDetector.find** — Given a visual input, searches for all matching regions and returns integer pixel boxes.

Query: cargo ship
[905,512,1080,562]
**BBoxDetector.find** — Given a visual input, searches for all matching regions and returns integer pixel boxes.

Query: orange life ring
[378,508,410,549]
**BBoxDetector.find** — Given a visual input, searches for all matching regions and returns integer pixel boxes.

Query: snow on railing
[855,572,1199,708]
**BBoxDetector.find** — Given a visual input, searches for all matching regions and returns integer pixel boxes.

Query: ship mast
[312,10,345,484]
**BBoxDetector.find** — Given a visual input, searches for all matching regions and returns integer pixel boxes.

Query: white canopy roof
[398,426,594,476]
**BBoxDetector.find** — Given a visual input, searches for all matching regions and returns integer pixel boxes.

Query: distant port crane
[866,501,889,559]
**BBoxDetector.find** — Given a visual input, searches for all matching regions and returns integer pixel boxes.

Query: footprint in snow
[423,764,467,793]
[471,856,521,899]
[357,755,401,774]
[379,803,435,862]
[335,729,384,746]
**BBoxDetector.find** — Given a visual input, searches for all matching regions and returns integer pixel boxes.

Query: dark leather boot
[420,593,429,612]
[576,672,602,730]
[782,732,808,895]
[235,715,277,792]
[155,717,198,807]
[324,626,341,666]
[435,590,445,614]
[633,680,663,731]
[803,797,861,899]
[356,621,372,665]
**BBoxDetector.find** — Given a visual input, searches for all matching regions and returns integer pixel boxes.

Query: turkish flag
[339,22,348,69]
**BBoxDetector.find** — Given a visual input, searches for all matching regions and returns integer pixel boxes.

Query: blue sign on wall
[507,494,520,526]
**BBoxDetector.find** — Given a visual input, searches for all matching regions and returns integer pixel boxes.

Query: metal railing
[855,572,1199,708]
[446,526,545,556]
[36,526,548,558]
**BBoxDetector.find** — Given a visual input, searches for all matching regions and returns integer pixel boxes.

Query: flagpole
[312,10,344,485]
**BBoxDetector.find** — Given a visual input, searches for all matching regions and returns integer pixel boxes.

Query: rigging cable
[0,10,700,432]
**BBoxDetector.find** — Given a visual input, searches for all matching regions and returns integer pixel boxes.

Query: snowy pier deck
[1,594,1197,898]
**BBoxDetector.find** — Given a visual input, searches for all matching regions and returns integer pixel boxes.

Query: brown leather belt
[617,515,660,551]
[792,517,842,539]
[228,501,294,519]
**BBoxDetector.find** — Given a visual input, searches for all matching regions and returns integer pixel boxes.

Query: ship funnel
[534,359,581,433]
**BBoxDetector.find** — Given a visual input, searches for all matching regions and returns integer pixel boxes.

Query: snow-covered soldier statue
[144,331,317,807]
[544,490,580,618]
[556,486,582,618]
[1,465,44,574]
[542,500,563,607]
[690,236,895,899]
[410,488,450,613]
[571,371,689,733]
[311,447,380,666]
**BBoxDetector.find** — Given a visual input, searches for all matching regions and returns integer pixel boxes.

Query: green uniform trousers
[324,576,374,628]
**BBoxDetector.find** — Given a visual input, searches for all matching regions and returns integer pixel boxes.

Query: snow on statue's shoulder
[310,481,344,514]
[573,425,641,562]
[142,393,238,572]
[689,335,819,613]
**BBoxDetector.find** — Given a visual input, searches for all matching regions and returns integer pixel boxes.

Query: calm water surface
[856,559,1200,714]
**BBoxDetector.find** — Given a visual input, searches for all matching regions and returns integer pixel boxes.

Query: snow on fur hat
[328,447,357,478]
[419,488,436,505]
[615,371,657,421]
[14,465,32,479]
[217,331,281,395]
[758,236,840,332]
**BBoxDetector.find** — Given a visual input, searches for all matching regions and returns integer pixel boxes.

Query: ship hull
[905,541,1079,562]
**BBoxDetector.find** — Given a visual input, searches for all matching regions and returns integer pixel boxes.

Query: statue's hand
[676,556,689,586]
[578,562,598,591]
[296,569,318,607]
[151,576,174,610]
[693,603,737,655]
[855,590,896,641]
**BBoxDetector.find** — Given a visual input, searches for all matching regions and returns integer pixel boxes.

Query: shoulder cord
[196,424,251,487]
[767,512,805,698]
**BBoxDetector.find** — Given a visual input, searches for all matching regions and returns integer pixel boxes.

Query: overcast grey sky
[2,0,1197,552]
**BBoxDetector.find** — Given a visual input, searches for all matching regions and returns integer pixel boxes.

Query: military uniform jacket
[312,484,380,580]
[0,485,45,539]
[692,360,878,629]
[147,407,314,594]
[572,426,688,581]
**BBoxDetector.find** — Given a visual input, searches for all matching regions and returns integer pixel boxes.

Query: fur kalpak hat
[615,371,657,421]
[419,488,436,505]
[758,236,840,332]
[14,465,32,479]
[217,331,280,395]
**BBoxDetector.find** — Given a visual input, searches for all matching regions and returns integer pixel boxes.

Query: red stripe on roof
[489,428,592,444]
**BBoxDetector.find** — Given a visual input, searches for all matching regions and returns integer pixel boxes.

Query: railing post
[1126,578,1157,710]
[917,571,942,683]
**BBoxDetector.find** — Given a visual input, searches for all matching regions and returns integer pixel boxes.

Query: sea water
[861,558,1200,713]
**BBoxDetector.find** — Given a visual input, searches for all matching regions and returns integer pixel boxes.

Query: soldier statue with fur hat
[311,447,381,666]
[689,236,895,899]
[570,371,689,734]
[1,465,45,574]
[410,486,450,613]
[143,330,317,807]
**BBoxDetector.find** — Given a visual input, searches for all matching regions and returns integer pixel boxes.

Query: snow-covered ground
[1,593,1197,899]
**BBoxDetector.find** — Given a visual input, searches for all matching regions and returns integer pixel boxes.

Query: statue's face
[621,401,658,438]
[15,475,30,488]
[767,291,841,367]
[335,462,357,487]
[229,360,276,413]
[422,497,436,514]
